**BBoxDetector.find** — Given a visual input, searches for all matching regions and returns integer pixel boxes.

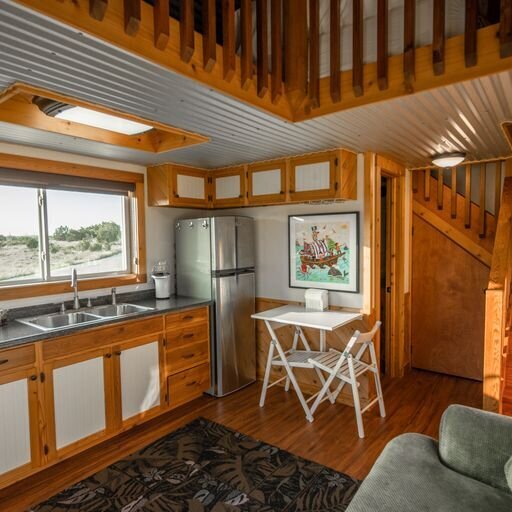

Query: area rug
[30,417,359,511]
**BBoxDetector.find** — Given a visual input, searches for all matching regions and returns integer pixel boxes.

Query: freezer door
[175,218,212,299]
[212,271,256,396]
[211,217,237,271]
[235,217,255,269]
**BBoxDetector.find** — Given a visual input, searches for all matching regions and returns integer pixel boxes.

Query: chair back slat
[355,321,382,344]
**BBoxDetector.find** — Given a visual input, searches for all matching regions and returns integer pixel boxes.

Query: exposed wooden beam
[465,164,472,228]
[240,0,253,90]
[153,0,169,51]
[377,0,388,90]
[309,0,320,108]
[465,0,478,67]
[353,0,364,97]
[403,0,415,91]
[283,0,308,101]
[432,0,445,75]
[451,167,457,218]
[123,0,140,36]
[330,0,341,103]
[222,0,236,82]
[501,0,512,58]
[202,0,216,72]
[89,0,108,21]
[270,0,283,104]
[479,163,487,238]
[437,168,444,209]
[256,0,269,98]
[180,0,194,63]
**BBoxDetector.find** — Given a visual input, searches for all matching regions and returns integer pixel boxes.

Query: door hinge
[40,372,45,383]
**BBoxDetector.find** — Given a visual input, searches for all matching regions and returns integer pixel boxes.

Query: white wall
[222,154,365,309]
[0,143,194,309]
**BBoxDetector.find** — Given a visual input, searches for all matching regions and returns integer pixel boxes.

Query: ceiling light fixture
[431,152,466,168]
[32,97,153,136]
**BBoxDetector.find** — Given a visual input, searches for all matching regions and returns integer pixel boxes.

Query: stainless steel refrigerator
[175,216,256,397]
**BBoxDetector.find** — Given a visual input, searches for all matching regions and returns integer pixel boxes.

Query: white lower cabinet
[118,340,161,421]
[49,352,107,452]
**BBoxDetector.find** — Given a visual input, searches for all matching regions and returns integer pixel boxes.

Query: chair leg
[309,368,339,416]
[348,358,365,438]
[259,339,275,407]
[369,342,386,418]
[285,328,300,392]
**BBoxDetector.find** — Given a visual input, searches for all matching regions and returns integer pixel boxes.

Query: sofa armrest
[439,404,512,493]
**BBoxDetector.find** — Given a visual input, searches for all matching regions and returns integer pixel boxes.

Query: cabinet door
[172,166,210,208]
[211,167,246,207]
[289,152,337,201]
[46,349,109,458]
[247,161,286,205]
[0,368,40,483]
[115,337,165,424]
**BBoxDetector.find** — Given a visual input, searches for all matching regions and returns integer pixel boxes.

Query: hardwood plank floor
[0,369,482,512]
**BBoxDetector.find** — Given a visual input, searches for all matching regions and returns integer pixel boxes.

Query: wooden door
[114,336,165,425]
[44,348,110,459]
[247,161,286,205]
[289,152,337,202]
[411,215,488,380]
[211,166,246,208]
[172,166,210,208]
[0,367,40,484]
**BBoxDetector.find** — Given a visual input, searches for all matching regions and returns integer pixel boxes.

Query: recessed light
[431,152,466,168]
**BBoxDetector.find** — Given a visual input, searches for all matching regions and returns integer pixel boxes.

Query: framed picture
[288,212,359,293]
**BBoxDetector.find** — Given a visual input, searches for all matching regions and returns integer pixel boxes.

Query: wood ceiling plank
[256,0,269,98]
[330,0,341,103]
[240,0,253,90]
[432,0,445,75]
[270,0,283,104]
[123,0,140,36]
[377,0,388,90]
[222,0,236,82]
[202,0,216,72]
[352,0,363,97]
[153,0,169,51]
[501,0,512,58]
[180,0,195,63]
[309,0,320,108]
[89,0,108,21]
[465,0,477,67]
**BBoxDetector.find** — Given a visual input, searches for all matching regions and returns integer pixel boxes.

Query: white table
[252,305,362,420]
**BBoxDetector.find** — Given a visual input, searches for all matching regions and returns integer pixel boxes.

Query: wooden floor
[1,369,482,512]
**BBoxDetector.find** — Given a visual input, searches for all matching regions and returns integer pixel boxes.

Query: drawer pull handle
[183,353,195,359]
[183,333,194,339]
[186,380,198,387]
[0,359,8,365]
[183,315,194,321]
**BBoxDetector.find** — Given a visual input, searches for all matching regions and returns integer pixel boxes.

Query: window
[0,169,140,287]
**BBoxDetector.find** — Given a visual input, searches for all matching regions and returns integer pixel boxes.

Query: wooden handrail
[483,174,512,413]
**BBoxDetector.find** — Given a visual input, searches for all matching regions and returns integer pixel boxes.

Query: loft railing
[484,175,512,413]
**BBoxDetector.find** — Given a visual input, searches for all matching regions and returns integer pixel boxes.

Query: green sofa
[347,405,512,512]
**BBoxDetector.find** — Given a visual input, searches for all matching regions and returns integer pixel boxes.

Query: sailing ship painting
[289,212,359,292]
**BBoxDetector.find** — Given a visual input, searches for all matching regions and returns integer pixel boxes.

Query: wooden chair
[307,321,385,438]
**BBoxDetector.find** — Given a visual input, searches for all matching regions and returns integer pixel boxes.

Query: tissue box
[305,289,329,311]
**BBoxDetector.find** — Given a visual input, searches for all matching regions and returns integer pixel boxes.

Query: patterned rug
[31,417,359,511]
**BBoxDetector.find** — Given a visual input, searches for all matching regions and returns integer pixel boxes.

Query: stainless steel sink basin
[18,311,102,331]
[88,303,153,317]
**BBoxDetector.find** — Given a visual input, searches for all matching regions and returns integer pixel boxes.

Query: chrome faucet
[111,287,117,305]
[71,268,80,310]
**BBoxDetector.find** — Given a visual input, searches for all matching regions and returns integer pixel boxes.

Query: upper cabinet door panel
[289,152,337,201]
[173,167,210,207]
[247,161,286,205]
[212,167,246,208]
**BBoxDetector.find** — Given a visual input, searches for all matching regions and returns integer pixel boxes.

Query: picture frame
[288,212,359,293]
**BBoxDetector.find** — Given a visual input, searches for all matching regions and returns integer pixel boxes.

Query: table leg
[285,328,300,392]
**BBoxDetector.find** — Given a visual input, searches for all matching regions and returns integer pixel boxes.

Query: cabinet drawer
[168,363,210,407]
[166,340,209,374]
[0,344,35,374]
[165,307,208,329]
[166,323,208,348]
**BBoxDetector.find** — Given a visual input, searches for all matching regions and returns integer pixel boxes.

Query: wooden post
[202,0,217,72]
[353,0,364,96]
[222,0,236,81]
[403,0,415,91]
[330,0,341,103]
[424,169,431,201]
[451,167,457,218]
[377,0,388,90]
[500,0,512,58]
[256,0,269,97]
[180,0,194,63]
[124,0,141,36]
[153,0,170,51]
[89,0,108,21]
[479,163,486,238]
[465,0,477,67]
[309,0,320,108]
[240,0,253,90]
[270,0,283,104]
[465,164,472,228]
[432,0,445,75]
[437,168,444,209]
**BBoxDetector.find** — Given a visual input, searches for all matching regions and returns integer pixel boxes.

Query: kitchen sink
[17,303,154,332]
[88,303,153,317]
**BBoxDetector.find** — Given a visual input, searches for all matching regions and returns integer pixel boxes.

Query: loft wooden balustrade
[14,0,512,122]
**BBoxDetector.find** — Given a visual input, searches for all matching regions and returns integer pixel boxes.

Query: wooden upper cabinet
[147,164,211,208]
[211,166,246,208]
[247,160,287,205]
[288,150,357,202]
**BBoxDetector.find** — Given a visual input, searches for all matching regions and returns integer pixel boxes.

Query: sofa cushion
[346,433,512,512]
[506,456,512,492]
[439,404,512,493]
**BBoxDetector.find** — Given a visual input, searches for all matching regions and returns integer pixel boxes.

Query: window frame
[0,153,147,301]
